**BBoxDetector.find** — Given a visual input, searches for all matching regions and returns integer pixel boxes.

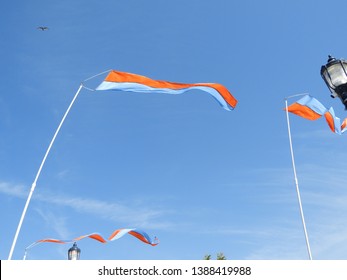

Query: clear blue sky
[2,0,347,260]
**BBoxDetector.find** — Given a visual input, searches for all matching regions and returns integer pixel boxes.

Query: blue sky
[2,0,347,260]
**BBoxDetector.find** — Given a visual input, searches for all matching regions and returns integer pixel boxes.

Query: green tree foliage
[203,253,226,260]
[216,252,226,260]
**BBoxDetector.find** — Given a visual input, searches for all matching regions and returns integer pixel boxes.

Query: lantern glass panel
[68,243,81,260]
[326,62,347,88]
[69,250,79,260]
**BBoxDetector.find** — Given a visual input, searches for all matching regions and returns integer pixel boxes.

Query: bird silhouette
[37,26,48,31]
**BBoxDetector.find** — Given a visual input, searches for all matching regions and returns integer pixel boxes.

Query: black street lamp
[321,55,347,109]
[68,242,81,260]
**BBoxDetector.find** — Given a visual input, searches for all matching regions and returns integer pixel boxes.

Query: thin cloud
[0,181,172,229]
[0,182,28,198]
[34,209,71,239]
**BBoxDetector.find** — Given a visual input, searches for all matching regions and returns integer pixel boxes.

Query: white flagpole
[8,84,83,260]
[285,94,313,260]
[8,70,111,260]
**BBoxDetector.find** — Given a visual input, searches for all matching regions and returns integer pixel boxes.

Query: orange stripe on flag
[37,239,67,244]
[108,229,123,240]
[287,103,322,120]
[342,118,347,131]
[324,112,336,132]
[104,70,237,108]
[128,231,150,244]
[88,234,107,243]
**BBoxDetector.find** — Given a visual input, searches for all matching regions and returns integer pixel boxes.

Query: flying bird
[37,26,48,31]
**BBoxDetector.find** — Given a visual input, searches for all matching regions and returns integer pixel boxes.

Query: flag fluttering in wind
[10,69,235,260]
[108,228,158,246]
[26,233,107,248]
[95,70,237,110]
[24,229,159,255]
[286,94,347,134]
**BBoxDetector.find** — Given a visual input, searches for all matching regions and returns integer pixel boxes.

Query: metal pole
[285,96,313,260]
[8,84,83,260]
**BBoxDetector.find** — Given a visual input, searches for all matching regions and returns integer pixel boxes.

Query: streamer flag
[25,229,158,252]
[95,70,237,110]
[286,95,347,134]
[108,228,159,246]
